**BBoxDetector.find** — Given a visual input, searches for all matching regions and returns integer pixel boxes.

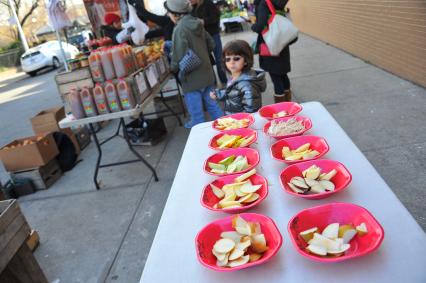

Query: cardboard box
[31,107,65,134]
[0,133,59,172]
[31,107,81,155]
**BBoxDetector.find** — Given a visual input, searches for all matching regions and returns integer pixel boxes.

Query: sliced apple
[288,183,305,193]
[319,180,335,191]
[310,184,326,194]
[251,234,268,253]
[229,248,245,261]
[282,146,292,158]
[209,162,226,171]
[306,244,327,256]
[241,193,260,203]
[221,231,242,243]
[302,150,320,160]
[219,155,235,165]
[356,222,368,236]
[305,165,321,179]
[305,178,319,187]
[294,143,311,153]
[220,201,242,208]
[320,169,337,181]
[249,252,262,262]
[228,255,250,267]
[310,233,341,251]
[322,223,339,239]
[212,249,228,261]
[210,184,225,198]
[234,169,256,182]
[240,183,262,194]
[239,134,255,147]
[232,215,248,229]
[299,227,318,242]
[328,243,351,255]
[214,238,235,254]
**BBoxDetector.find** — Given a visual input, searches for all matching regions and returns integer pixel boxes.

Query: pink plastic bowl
[204,148,260,177]
[279,159,352,200]
[201,173,268,213]
[212,113,255,131]
[195,213,283,271]
[270,135,329,165]
[288,202,385,262]
[263,116,312,139]
[209,128,258,151]
[259,102,303,120]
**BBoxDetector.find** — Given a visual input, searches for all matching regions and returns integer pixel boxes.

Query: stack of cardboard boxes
[0,107,90,195]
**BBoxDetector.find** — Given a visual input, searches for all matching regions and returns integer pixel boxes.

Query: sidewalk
[12,31,425,283]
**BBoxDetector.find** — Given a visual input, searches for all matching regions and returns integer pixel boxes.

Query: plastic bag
[122,3,149,45]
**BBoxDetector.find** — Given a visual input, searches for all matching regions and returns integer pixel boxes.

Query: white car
[20,41,80,76]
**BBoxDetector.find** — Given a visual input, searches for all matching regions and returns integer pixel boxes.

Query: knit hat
[104,13,121,25]
[164,0,192,14]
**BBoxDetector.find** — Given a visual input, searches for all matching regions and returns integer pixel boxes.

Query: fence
[0,49,22,68]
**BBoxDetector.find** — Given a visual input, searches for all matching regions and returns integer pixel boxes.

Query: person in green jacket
[165,0,223,128]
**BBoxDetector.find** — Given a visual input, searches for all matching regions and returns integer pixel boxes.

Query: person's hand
[210,91,217,100]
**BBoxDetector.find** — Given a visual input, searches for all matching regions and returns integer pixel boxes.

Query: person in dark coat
[251,0,292,102]
[130,0,175,41]
[101,13,123,45]
[190,0,227,85]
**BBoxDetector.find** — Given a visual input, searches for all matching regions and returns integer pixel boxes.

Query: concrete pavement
[0,31,424,282]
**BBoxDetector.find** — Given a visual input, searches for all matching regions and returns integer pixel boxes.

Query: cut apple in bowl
[212,113,255,131]
[263,116,312,140]
[287,202,384,263]
[270,135,329,164]
[195,213,283,271]
[279,159,352,200]
[201,169,268,213]
[204,148,260,176]
[209,128,258,151]
[259,102,303,120]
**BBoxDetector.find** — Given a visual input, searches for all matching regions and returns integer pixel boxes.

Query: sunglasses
[225,56,242,63]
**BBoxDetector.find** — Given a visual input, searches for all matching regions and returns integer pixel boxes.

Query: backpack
[53,132,77,172]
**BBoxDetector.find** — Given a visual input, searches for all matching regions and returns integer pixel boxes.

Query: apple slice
[294,143,311,153]
[338,225,357,244]
[210,184,225,198]
[306,244,327,256]
[328,243,351,255]
[322,223,339,239]
[240,193,259,203]
[310,233,341,251]
[228,255,250,267]
[229,248,245,261]
[299,227,318,242]
[320,169,337,181]
[240,183,262,194]
[234,168,257,182]
[356,222,368,236]
[214,238,235,254]
[221,231,242,243]
[212,249,228,261]
[249,253,263,262]
[239,134,255,147]
[251,234,268,253]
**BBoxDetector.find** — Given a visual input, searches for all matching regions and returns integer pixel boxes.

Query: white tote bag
[261,0,298,56]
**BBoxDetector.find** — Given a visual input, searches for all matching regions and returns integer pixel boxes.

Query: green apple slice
[299,227,318,242]
[322,223,339,239]
[234,168,256,182]
[219,155,236,165]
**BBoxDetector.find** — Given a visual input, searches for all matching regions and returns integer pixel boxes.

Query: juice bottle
[112,45,128,78]
[80,87,98,117]
[88,51,105,82]
[125,45,137,73]
[117,79,135,110]
[100,48,116,80]
[69,88,85,119]
[104,80,122,112]
[93,84,110,114]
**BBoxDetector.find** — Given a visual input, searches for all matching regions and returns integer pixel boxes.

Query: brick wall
[287,0,426,87]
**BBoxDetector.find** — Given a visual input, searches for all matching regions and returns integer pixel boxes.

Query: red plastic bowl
[195,213,283,271]
[209,128,258,151]
[259,102,303,120]
[263,116,312,139]
[279,159,352,200]
[204,148,260,176]
[212,113,255,131]
[271,135,329,165]
[201,173,268,213]
[288,203,385,262]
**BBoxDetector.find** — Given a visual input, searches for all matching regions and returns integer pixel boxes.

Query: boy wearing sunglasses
[210,40,266,114]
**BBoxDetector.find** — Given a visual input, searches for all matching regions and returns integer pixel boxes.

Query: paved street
[0,32,425,282]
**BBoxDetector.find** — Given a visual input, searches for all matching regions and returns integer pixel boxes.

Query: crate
[55,67,94,104]
[11,159,62,190]
[0,200,47,282]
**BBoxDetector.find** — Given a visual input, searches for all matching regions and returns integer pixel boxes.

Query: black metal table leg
[89,123,102,190]
[120,118,159,181]
[159,91,183,126]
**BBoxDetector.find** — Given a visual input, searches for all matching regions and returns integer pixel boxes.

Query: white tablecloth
[140,102,426,283]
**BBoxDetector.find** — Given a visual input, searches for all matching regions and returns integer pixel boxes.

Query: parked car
[68,30,93,50]
[20,41,80,76]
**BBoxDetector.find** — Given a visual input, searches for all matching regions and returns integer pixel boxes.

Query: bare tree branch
[20,0,39,27]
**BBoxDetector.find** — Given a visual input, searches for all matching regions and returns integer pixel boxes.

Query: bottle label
[121,98,130,108]
[110,100,119,110]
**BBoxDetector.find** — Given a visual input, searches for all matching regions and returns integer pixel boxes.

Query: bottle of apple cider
[116,79,135,110]
[93,83,110,115]
[80,87,98,117]
[112,45,128,78]
[69,88,86,119]
[104,80,122,112]
[100,48,116,80]
[88,51,105,83]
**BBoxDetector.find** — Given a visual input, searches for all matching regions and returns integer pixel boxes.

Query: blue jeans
[212,33,227,84]
[184,86,224,128]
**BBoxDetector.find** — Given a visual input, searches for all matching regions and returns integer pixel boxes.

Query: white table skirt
[139,102,426,283]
